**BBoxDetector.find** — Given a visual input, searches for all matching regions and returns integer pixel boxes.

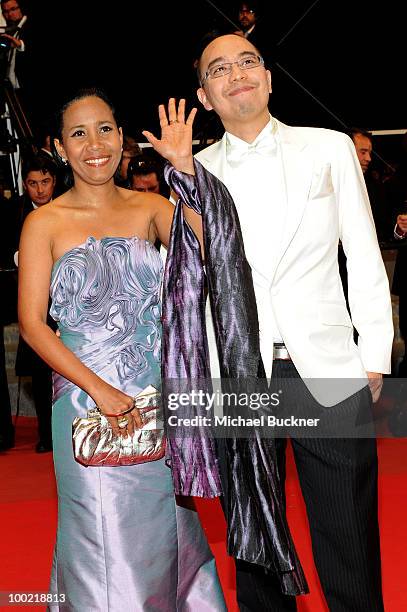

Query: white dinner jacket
[195,119,394,406]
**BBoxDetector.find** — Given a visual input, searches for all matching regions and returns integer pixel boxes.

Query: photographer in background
[0,0,28,89]
[0,183,16,452]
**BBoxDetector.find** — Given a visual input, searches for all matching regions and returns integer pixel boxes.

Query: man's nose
[230,62,246,80]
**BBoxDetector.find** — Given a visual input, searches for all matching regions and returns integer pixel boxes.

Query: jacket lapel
[195,136,228,181]
[196,124,315,283]
[272,121,314,280]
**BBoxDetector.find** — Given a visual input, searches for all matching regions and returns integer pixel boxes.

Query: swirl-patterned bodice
[50,236,163,401]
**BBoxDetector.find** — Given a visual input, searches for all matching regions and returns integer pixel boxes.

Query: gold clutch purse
[72,385,165,467]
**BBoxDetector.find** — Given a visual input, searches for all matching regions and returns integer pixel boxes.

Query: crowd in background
[0,4,406,611]
[1,1,406,449]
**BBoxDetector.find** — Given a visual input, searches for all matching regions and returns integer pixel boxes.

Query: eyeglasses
[240,8,255,14]
[201,54,264,85]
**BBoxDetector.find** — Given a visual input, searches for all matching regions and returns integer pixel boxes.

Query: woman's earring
[61,157,68,165]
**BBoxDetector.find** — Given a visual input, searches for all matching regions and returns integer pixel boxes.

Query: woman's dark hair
[51,87,120,187]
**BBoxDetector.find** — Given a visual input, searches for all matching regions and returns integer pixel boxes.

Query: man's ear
[54,138,67,162]
[197,87,214,112]
[266,69,272,94]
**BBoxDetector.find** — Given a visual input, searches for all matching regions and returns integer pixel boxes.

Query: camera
[0,35,13,50]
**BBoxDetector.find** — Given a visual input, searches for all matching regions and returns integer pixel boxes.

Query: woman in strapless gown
[18,90,226,610]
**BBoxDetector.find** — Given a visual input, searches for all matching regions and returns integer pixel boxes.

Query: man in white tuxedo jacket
[195,34,393,612]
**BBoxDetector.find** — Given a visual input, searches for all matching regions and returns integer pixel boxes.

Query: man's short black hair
[348,127,372,144]
[127,154,161,182]
[238,1,259,13]
[0,0,25,9]
[22,153,57,182]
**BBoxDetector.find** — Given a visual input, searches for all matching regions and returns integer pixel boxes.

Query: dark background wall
[16,0,407,141]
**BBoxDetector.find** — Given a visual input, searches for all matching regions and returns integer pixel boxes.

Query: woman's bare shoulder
[21,193,70,235]
[116,188,166,217]
[122,188,172,212]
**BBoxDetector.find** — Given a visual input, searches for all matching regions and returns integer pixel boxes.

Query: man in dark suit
[387,137,407,376]
[13,153,57,452]
[0,0,36,143]
[0,0,29,88]
[233,2,271,66]
[348,128,393,242]
[339,129,393,321]
[190,33,392,611]
[236,2,256,36]
[0,188,16,451]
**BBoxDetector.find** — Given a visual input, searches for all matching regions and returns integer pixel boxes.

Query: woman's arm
[18,212,141,434]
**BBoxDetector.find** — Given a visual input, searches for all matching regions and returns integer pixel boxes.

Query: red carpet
[0,417,406,611]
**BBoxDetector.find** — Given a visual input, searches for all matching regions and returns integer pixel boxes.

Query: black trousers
[0,326,14,440]
[31,352,53,445]
[227,360,384,612]
[397,293,407,377]
[16,338,52,445]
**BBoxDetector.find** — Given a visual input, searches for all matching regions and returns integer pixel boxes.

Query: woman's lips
[84,156,110,167]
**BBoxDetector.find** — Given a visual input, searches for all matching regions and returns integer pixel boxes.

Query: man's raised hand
[142,98,197,175]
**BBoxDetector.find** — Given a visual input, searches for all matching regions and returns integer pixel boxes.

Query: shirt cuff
[394,223,406,239]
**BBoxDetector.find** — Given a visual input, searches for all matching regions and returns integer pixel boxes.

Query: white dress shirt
[221,117,287,373]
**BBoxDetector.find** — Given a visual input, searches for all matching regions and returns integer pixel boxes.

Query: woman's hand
[142,98,197,175]
[92,381,142,437]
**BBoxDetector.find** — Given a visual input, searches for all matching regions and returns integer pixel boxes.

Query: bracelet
[103,401,136,418]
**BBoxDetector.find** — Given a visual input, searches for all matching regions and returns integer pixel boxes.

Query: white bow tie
[226,132,277,167]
